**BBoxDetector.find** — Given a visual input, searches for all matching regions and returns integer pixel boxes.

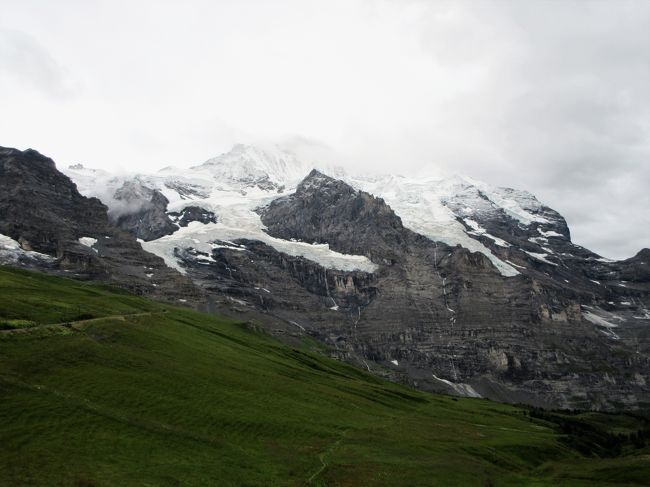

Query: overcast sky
[1,0,648,259]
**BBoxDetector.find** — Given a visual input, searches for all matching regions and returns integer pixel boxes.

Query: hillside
[1,266,649,486]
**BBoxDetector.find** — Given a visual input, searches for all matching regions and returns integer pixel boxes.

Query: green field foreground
[1,266,649,486]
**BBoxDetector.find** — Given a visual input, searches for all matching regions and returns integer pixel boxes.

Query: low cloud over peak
[1,0,648,258]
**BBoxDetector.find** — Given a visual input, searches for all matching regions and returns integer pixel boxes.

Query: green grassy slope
[0,266,648,486]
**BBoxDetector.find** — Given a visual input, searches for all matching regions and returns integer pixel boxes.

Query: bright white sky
[1,0,649,259]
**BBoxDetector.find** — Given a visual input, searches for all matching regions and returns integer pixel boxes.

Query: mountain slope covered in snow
[63,144,570,278]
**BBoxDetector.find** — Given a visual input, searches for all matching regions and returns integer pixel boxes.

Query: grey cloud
[406,0,650,259]
[1,0,648,259]
[0,28,77,99]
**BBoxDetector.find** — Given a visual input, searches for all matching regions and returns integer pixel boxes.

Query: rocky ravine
[3,144,649,410]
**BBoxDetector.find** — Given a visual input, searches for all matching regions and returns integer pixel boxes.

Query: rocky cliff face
[253,171,650,409]
[4,144,650,410]
[260,170,408,264]
[0,147,200,303]
[111,180,178,241]
[0,148,109,256]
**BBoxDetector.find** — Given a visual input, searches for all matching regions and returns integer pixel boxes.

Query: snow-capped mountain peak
[62,142,574,277]
[193,144,311,190]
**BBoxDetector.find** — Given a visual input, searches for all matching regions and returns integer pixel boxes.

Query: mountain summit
[193,144,311,191]
[3,144,649,410]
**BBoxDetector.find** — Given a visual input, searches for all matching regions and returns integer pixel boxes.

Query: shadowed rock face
[0,147,200,303]
[111,180,178,241]
[0,147,108,256]
[616,249,650,282]
[260,170,407,264]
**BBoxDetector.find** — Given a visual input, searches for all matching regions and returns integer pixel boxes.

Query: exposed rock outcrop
[260,170,407,264]
[168,206,218,227]
[111,180,178,241]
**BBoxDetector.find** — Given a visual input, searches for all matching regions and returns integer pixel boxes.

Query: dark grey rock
[168,206,217,227]
[111,180,178,241]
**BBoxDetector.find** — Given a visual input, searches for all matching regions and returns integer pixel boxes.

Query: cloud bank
[0,0,648,258]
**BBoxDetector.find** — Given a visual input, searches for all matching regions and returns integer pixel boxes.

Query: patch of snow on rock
[0,233,55,264]
[538,228,564,238]
[524,251,557,266]
[78,237,98,252]
[0,234,21,251]
[582,306,624,339]
[464,218,511,247]
[432,374,482,398]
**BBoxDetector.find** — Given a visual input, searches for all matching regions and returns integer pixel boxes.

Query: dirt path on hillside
[307,429,349,484]
[0,310,167,335]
